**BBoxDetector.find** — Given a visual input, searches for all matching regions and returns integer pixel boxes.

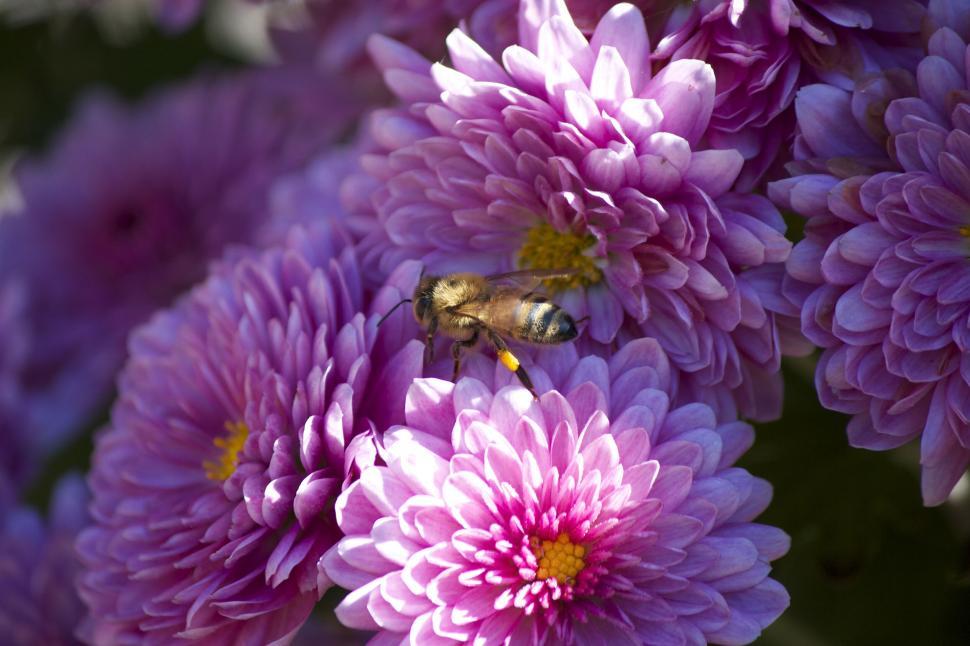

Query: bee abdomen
[517,296,578,344]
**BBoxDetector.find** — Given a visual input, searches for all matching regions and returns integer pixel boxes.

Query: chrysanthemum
[323,338,790,644]
[650,0,926,189]
[653,2,801,190]
[656,0,927,82]
[345,0,803,420]
[76,226,425,643]
[0,66,356,457]
[769,2,970,504]
[0,473,89,645]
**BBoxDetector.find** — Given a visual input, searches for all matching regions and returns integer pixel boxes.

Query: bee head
[412,276,438,323]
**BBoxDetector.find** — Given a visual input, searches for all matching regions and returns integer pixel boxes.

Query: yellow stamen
[203,421,249,481]
[518,222,602,291]
[498,349,520,372]
[530,532,587,585]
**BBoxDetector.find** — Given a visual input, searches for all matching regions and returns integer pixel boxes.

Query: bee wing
[449,289,522,337]
[447,306,508,338]
[484,269,580,292]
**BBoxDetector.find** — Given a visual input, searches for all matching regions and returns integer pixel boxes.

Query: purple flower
[656,0,927,86]
[650,0,926,188]
[0,67,357,459]
[322,338,789,644]
[0,473,89,645]
[653,3,801,190]
[769,1,970,504]
[345,0,803,421]
[76,225,426,643]
[560,0,673,34]
[0,282,29,486]
[774,0,928,79]
[270,0,675,76]
[268,147,362,241]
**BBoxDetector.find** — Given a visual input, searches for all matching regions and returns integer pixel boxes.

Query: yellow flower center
[530,532,587,585]
[518,222,602,291]
[203,421,249,481]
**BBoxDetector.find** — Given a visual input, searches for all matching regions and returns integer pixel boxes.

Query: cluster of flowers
[0,0,967,643]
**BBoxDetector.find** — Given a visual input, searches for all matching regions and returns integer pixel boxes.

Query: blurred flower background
[1,0,970,644]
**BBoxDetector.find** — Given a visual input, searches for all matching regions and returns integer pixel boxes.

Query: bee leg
[485,330,538,400]
[450,329,480,382]
[424,317,438,365]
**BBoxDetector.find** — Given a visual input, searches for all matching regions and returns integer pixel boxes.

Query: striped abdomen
[513,295,578,344]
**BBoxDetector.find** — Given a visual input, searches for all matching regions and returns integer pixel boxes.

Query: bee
[379,269,580,398]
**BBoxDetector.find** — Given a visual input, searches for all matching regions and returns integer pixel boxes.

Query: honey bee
[379,269,580,398]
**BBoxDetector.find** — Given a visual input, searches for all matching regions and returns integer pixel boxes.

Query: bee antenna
[377,299,412,327]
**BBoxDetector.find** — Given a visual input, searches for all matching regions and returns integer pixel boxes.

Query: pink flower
[345,0,803,421]
[323,339,789,644]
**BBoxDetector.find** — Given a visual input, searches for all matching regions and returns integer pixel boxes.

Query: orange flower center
[519,222,602,290]
[530,532,587,585]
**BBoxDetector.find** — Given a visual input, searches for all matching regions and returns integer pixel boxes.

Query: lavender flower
[0,67,357,460]
[0,473,89,645]
[323,338,789,644]
[345,0,804,421]
[770,1,970,504]
[76,226,425,643]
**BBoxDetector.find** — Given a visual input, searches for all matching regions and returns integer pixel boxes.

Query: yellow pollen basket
[530,532,587,585]
[518,222,602,291]
[203,421,249,481]
[960,225,970,238]
[498,349,520,372]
